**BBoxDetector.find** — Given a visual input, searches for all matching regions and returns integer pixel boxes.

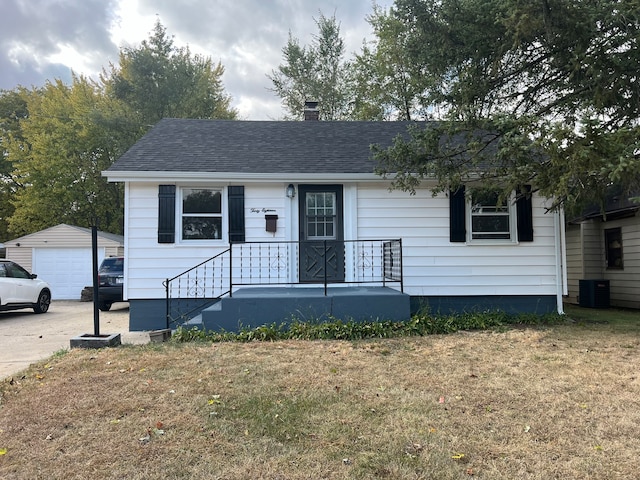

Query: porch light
[286,184,296,199]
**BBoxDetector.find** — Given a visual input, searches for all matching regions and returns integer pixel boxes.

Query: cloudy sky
[1,0,393,120]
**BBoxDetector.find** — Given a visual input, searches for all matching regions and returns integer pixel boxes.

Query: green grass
[563,303,640,333]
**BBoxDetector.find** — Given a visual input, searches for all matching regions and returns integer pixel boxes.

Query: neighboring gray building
[566,191,640,309]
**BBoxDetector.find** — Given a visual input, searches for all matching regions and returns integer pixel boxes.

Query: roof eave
[102,171,390,183]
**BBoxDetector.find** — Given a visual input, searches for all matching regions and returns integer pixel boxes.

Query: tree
[0,88,30,240]
[103,20,237,127]
[3,20,238,238]
[6,77,124,236]
[374,0,640,215]
[352,5,430,120]
[269,13,353,120]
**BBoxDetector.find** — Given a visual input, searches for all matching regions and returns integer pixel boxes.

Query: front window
[181,188,222,240]
[469,190,514,241]
[605,227,623,269]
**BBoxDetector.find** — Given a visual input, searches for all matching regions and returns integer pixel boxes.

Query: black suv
[97,257,125,311]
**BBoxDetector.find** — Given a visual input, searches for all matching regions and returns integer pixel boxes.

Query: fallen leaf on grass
[0,448,7,455]
[452,453,465,460]
[405,443,424,457]
[439,396,446,404]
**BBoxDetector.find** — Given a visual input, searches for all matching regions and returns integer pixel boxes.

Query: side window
[468,190,514,241]
[6,262,31,279]
[181,188,222,240]
[605,227,623,269]
[0,264,6,277]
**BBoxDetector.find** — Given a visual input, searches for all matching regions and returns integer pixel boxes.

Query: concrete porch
[186,286,410,332]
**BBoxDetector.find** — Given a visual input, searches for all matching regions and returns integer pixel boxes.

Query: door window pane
[306,192,336,239]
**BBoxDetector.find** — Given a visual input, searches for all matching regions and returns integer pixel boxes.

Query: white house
[105,116,567,331]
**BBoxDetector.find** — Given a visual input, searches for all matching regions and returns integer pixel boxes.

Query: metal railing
[164,239,402,328]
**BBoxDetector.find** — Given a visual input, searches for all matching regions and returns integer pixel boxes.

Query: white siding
[125,182,292,299]
[125,182,561,300]
[356,185,559,297]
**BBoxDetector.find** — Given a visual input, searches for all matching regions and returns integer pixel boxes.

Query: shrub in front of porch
[171,310,563,343]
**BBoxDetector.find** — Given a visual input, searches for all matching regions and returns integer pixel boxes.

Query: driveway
[0,301,149,380]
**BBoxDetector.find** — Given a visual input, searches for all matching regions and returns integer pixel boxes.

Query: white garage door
[33,248,105,300]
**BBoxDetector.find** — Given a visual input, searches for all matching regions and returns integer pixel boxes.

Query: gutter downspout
[555,208,568,314]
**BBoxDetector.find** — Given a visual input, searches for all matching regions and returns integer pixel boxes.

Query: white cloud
[1,0,393,119]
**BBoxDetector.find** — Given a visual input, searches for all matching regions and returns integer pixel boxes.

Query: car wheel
[33,289,51,314]
[99,302,112,312]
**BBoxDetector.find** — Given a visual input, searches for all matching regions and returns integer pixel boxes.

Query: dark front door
[298,185,344,283]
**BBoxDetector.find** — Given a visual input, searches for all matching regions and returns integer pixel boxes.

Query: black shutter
[449,186,466,242]
[158,185,176,243]
[228,186,245,243]
[516,185,534,242]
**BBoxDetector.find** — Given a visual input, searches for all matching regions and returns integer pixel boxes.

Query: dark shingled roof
[108,118,424,174]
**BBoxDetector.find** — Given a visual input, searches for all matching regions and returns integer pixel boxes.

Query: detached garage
[4,224,124,300]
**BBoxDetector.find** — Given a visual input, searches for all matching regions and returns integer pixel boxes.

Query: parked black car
[98,257,124,311]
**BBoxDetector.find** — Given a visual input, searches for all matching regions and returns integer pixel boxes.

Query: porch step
[200,286,410,332]
[182,313,204,329]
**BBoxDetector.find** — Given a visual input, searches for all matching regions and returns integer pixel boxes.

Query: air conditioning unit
[579,280,610,308]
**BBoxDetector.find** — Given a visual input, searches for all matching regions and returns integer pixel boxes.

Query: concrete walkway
[0,301,149,380]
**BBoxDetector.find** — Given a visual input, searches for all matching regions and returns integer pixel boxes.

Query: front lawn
[1,305,639,479]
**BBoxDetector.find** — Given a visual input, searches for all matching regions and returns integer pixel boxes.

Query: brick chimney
[303,100,319,121]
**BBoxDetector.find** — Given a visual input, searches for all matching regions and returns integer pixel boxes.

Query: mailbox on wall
[265,214,278,233]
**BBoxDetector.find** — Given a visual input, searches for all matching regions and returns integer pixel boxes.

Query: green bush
[171,310,563,343]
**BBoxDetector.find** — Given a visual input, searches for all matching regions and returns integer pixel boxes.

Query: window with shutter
[158,185,176,244]
[158,185,245,243]
[228,186,245,243]
[180,188,222,240]
[516,186,534,242]
[449,186,534,244]
[449,187,466,243]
